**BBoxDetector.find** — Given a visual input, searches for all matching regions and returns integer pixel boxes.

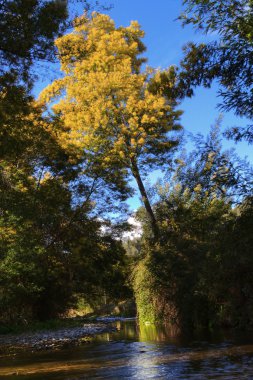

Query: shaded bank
[0,321,117,354]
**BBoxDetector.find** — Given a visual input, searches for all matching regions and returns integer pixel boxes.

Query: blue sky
[35,0,252,210]
[108,0,252,154]
[106,0,252,209]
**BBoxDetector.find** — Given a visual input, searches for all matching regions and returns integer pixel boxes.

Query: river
[1,320,253,379]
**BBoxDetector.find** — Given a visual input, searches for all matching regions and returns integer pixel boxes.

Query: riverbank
[0,320,118,355]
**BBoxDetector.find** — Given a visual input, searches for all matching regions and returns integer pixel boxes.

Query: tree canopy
[134,124,253,328]
[41,12,183,237]
[0,1,252,330]
[179,0,253,143]
[0,3,131,323]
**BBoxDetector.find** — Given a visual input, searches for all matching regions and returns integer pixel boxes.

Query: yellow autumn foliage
[41,12,182,170]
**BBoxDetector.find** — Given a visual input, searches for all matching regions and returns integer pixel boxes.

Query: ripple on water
[1,321,253,380]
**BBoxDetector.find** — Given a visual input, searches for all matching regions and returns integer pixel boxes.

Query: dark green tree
[178,0,253,142]
[173,120,253,201]
[0,1,130,324]
[133,124,253,329]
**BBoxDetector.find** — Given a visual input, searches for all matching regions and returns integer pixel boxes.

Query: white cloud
[123,216,142,240]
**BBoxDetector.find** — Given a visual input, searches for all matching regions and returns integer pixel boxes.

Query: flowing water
[1,320,253,379]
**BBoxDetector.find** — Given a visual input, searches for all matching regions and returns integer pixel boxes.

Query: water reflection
[138,322,180,343]
[1,321,253,379]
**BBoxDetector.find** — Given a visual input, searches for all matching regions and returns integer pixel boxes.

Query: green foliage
[179,0,253,142]
[0,199,130,322]
[133,126,253,329]
[0,0,68,81]
[72,233,132,306]
[0,3,131,325]
[171,120,253,201]
[0,0,252,333]
[123,237,142,257]
[213,197,253,328]
[134,196,230,329]
[133,258,160,324]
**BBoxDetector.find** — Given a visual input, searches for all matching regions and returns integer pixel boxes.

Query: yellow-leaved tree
[41,12,182,238]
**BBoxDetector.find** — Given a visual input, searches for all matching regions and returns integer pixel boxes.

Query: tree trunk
[130,158,159,239]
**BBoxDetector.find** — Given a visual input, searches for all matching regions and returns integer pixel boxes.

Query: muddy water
[1,321,253,379]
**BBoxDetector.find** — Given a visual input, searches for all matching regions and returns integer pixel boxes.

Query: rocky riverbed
[0,322,117,354]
